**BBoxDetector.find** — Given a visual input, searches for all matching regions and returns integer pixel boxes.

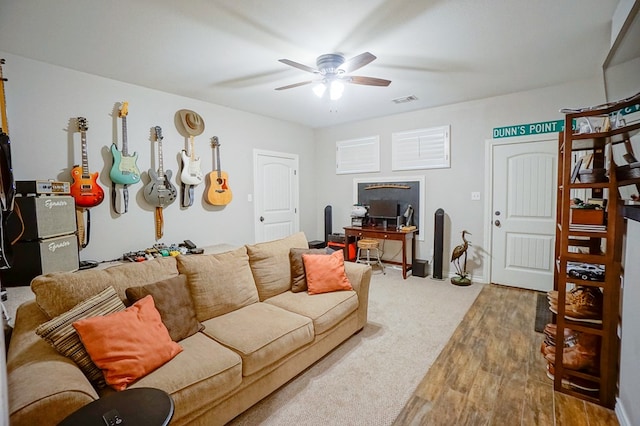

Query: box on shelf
[570,208,605,225]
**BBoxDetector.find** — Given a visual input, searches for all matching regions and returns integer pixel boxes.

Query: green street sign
[492,103,639,139]
[492,120,565,139]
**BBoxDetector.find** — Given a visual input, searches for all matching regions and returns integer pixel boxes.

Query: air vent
[392,95,418,104]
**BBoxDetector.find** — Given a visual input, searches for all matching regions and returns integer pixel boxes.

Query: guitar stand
[111,182,129,214]
[181,183,194,208]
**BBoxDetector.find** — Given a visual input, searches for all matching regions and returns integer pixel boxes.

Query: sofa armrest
[343,262,372,329]
[7,300,98,426]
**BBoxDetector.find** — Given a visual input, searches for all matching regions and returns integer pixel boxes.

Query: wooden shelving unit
[552,92,640,408]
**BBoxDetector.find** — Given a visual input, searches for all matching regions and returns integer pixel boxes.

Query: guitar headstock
[210,136,220,148]
[119,101,129,118]
[77,117,89,132]
[154,126,163,141]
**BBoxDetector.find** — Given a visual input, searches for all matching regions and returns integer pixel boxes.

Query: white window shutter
[336,136,380,174]
[392,126,450,171]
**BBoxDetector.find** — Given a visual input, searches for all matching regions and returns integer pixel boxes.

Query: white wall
[314,78,607,280]
[0,52,317,262]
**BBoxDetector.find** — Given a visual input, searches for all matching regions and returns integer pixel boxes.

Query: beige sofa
[6,233,372,425]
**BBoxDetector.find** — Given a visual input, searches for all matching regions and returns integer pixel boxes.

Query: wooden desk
[343,226,417,279]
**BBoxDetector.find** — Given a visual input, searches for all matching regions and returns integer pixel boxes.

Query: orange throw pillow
[73,295,183,391]
[302,249,353,295]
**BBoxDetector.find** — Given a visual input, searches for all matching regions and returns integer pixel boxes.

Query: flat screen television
[367,199,398,219]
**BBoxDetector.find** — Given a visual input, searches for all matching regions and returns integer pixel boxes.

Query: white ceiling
[0,0,622,128]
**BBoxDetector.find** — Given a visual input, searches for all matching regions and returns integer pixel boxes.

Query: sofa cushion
[176,247,259,321]
[73,296,183,391]
[125,274,203,342]
[289,247,327,293]
[201,303,314,376]
[303,250,353,295]
[32,257,179,319]
[265,290,359,335]
[246,232,309,301]
[127,332,243,419]
[35,286,126,389]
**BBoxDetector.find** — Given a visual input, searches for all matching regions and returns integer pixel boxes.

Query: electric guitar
[70,117,105,208]
[205,136,232,205]
[143,126,177,207]
[110,101,140,185]
[180,135,203,185]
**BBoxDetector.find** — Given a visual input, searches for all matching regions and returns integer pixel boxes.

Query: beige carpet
[229,268,483,425]
[2,268,482,425]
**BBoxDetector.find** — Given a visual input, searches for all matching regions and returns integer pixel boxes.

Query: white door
[490,138,557,291]
[253,150,299,243]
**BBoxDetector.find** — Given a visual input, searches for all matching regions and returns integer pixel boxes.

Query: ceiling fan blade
[348,76,391,87]
[275,80,314,90]
[278,59,318,74]
[340,52,376,73]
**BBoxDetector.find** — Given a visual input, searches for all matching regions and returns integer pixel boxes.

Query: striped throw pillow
[35,286,126,388]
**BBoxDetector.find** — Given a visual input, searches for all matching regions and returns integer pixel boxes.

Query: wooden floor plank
[394,284,619,426]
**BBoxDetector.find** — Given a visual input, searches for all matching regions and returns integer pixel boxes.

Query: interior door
[253,150,299,243]
[490,138,557,291]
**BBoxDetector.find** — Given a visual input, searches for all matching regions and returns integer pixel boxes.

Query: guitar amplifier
[0,234,79,286]
[8,195,77,240]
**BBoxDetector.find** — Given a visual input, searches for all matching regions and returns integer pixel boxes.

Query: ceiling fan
[275,52,391,99]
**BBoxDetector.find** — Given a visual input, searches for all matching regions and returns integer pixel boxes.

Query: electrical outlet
[471,192,481,201]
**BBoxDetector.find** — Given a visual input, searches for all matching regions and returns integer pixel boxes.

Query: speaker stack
[0,180,79,286]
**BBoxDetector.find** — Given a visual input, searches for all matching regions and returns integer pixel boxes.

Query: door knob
[494,220,501,227]
[260,216,264,222]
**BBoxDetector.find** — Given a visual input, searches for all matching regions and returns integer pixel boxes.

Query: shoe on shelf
[543,332,600,372]
[546,363,600,392]
[548,287,603,323]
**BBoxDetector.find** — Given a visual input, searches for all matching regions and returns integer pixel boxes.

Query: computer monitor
[367,199,398,219]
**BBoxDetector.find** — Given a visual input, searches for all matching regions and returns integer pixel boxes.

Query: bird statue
[450,230,472,286]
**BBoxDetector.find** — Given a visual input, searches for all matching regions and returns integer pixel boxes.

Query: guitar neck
[158,137,165,177]
[189,136,196,161]
[216,145,222,178]
[0,59,8,134]
[80,131,90,177]
[121,115,129,156]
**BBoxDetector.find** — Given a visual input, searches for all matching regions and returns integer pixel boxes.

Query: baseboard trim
[616,397,631,426]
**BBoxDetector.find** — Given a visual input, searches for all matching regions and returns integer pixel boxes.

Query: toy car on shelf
[566,262,605,281]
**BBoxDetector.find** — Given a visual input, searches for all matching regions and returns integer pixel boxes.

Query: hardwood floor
[393,284,619,426]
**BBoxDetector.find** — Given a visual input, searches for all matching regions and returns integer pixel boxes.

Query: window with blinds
[392,126,450,171]
[336,136,380,174]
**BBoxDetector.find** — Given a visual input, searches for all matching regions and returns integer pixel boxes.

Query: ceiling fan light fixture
[329,80,344,100]
[313,83,326,98]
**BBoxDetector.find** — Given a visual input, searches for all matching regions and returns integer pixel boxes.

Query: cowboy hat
[176,109,205,137]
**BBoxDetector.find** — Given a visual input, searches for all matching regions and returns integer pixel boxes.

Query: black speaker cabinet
[9,195,76,240]
[412,259,429,278]
[0,234,79,286]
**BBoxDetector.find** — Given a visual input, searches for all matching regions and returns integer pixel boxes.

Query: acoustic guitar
[180,135,203,186]
[109,101,140,185]
[70,117,105,208]
[205,136,232,205]
[0,59,16,269]
[143,126,177,207]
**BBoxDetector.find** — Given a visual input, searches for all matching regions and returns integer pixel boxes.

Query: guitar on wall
[110,101,140,185]
[144,126,177,238]
[180,134,203,207]
[0,58,16,270]
[70,117,105,208]
[205,136,232,206]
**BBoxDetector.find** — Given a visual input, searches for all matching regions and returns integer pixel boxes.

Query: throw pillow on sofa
[177,246,259,321]
[35,286,126,388]
[73,295,183,391]
[302,249,353,295]
[289,247,327,293]
[246,231,309,300]
[126,274,204,342]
